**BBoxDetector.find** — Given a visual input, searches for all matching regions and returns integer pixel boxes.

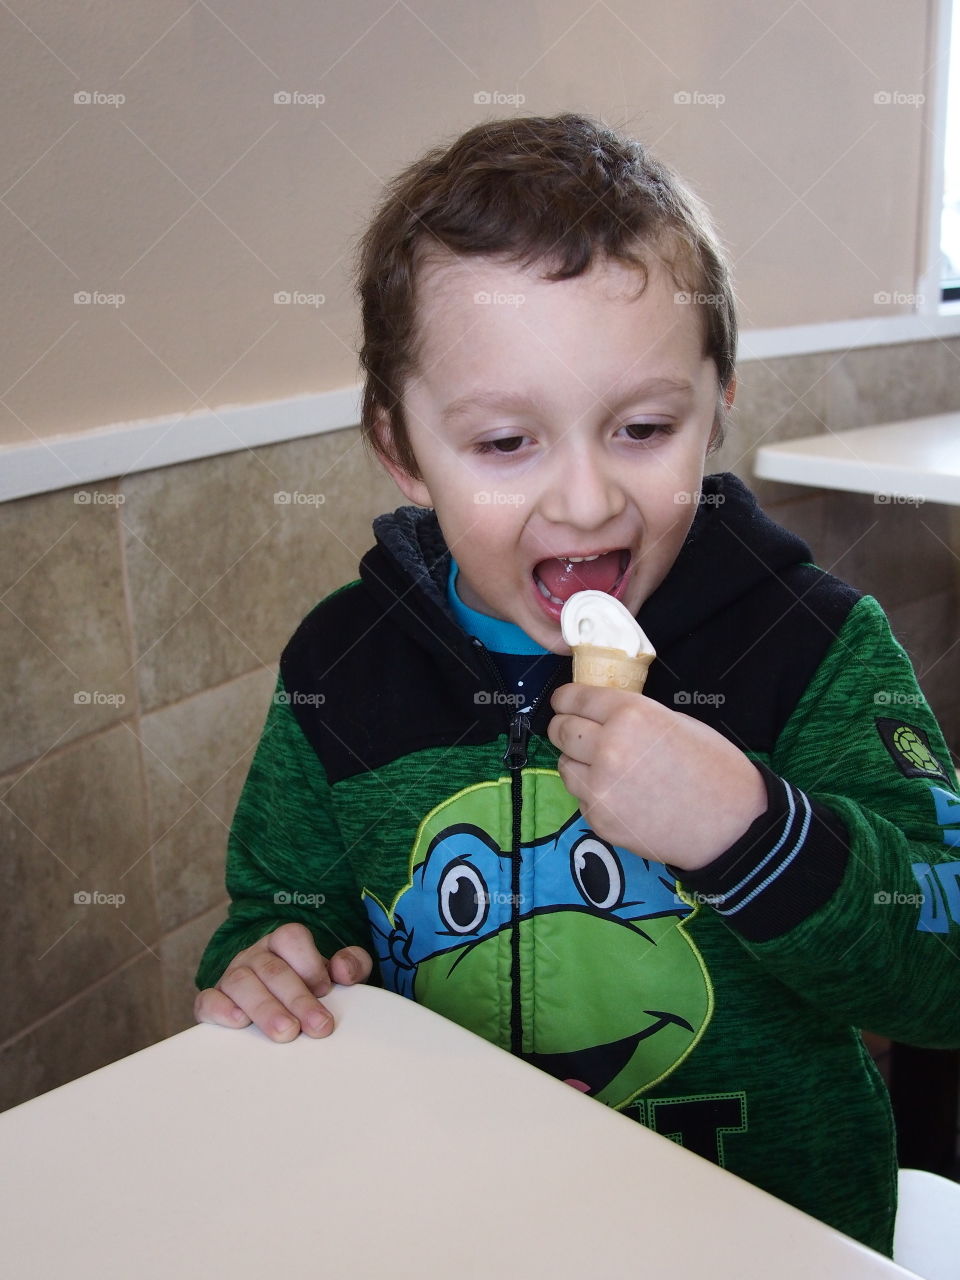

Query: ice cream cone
[572,643,654,694]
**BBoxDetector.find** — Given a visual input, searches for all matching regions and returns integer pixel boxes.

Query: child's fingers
[549,683,624,720]
[547,711,601,764]
[266,921,334,996]
[328,946,374,985]
[218,955,334,1042]
[193,931,372,1043]
[555,752,589,796]
[194,986,252,1029]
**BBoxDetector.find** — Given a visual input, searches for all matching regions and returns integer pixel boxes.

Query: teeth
[534,575,564,606]
[564,554,600,564]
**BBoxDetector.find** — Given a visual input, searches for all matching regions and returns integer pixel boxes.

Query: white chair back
[894,1168,960,1280]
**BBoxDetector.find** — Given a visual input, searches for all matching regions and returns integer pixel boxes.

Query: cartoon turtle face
[363,771,711,1108]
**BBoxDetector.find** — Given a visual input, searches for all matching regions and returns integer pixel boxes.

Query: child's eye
[475,435,528,455]
[620,422,672,442]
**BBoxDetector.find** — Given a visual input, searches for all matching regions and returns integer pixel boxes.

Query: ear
[708,373,736,451]
[379,452,433,508]
[372,410,433,508]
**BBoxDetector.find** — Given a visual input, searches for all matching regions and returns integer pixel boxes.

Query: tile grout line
[0,892,234,1097]
[0,946,162,1068]
[0,661,279,788]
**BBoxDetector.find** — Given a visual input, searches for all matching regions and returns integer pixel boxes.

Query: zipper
[504,712,528,1056]
[503,711,531,770]
[471,638,564,1057]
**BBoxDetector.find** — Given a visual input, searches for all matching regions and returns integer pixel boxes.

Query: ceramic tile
[762,487,957,607]
[711,352,833,506]
[813,491,957,610]
[160,901,230,1036]
[0,483,136,774]
[825,338,960,431]
[121,427,401,711]
[0,954,165,1114]
[140,666,276,932]
[0,725,156,1042]
[721,339,960,510]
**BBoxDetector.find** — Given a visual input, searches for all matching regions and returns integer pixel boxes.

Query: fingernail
[341,955,357,981]
[306,1010,332,1035]
[273,1016,296,1036]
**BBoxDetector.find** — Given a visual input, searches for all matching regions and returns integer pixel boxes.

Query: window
[942,1,960,301]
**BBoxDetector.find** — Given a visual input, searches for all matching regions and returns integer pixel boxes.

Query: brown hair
[353,112,736,477]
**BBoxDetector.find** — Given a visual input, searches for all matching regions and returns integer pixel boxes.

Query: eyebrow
[439,378,696,424]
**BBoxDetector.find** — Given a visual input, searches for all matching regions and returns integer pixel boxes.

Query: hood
[637,473,812,649]
[361,473,812,657]
[361,505,468,665]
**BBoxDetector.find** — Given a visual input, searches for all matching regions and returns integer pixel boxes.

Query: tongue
[535,550,622,603]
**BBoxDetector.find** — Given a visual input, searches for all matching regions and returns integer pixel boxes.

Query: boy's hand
[548,683,767,872]
[194,922,373,1043]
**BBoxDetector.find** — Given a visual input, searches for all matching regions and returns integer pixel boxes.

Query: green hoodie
[198,474,960,1256]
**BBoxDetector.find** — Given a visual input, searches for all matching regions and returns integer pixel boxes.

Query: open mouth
[532,548,630,610]
[523,1009,694,1097]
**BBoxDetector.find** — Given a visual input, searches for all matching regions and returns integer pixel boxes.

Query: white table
[754,411,960,504]
[0,984,914,1278]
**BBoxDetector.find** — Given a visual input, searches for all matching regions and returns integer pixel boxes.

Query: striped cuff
[667,762,850,942]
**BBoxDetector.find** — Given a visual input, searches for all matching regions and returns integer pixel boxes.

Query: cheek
[441,504,500,553]
[638,499,697,571]
[451,510,528,584]
[648,492,694,535]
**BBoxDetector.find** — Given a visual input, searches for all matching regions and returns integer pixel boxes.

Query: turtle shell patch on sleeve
[875,717,952,784]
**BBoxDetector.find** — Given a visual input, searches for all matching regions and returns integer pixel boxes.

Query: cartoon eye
[438,860,489,934]
[571,836,624,910]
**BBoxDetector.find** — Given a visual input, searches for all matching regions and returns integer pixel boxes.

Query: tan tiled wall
[2,338,959,1111]
[0,430,400,1111]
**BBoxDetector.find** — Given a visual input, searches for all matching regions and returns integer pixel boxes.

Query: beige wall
[0,0,936,445]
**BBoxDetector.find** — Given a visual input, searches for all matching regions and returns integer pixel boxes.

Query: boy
[195,113,960,1254]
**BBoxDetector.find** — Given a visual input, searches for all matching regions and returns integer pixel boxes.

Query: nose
[536,441,626,530]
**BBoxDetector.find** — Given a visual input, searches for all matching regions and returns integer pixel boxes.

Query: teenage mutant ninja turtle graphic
[362,769,713,1110]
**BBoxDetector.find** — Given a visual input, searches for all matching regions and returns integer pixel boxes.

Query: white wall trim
[737,307,960,359]
[3,311,960,504]
[0,385,363,504]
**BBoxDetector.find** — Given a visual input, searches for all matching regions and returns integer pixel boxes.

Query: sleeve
[672,594,960,1047]
[194,673,375,990]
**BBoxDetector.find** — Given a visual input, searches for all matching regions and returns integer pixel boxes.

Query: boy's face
[380,251,730,654]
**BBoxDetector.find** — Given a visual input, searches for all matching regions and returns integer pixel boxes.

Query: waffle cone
[571,643,654,693]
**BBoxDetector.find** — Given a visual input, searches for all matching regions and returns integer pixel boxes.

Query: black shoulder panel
[641,565,861,753]
[280,565,860,783]
[279,584,513,782]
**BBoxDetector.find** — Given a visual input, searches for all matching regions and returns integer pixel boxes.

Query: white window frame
[920,0,959,314]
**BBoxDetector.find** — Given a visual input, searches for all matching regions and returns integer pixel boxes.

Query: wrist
[674,759,769,872]
[666,763,850,942]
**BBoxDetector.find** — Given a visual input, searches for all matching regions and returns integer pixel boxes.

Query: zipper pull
[503,712,531,771]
